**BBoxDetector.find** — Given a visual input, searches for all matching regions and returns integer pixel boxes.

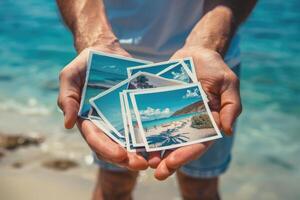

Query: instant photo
[182,57,197,81]
[127,60,180,77]
[89,72,184,138]
[122,90,145,147]
[78,50,151,118]
[120,92,145,152]
[130,83,222,151]
[157,61,195,83]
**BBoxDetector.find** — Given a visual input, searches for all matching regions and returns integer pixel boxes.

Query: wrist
[74,30,119,53]
[185,35,229,56]
[184,6,235,56]
[181,45,222,60]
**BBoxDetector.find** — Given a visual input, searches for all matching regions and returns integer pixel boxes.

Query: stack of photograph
[79,50,222,152]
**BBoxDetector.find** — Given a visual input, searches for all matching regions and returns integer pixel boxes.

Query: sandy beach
[0,110,299,200]
[0,110,181,200]
[144,117,217,149]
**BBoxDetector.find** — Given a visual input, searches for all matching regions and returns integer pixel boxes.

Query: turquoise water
[142,112,201,129]
[0,0,299,198]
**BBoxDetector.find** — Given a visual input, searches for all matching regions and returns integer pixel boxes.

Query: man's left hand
[151,46,242,180]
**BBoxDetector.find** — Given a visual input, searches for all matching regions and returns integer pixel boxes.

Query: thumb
[60,97,79,129]
[58,69,82,129]
[220,85,242,135]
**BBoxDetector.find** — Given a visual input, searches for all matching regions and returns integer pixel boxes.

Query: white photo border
[130,83,222,152]
[123,90,145,147]
[127,59,185,77]
[89,71,185,138]
[78,49,151,118]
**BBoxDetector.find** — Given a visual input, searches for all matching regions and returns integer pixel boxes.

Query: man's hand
[153,47,242,180]
[57,42,148,171]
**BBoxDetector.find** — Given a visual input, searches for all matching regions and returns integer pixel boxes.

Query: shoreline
[0,111,299,200]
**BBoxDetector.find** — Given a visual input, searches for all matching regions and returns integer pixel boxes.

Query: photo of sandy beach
[90,72,183,138]
[144,113,217,149]
[131,84,221,151]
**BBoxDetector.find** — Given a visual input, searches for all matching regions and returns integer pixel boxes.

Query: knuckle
[238,102,243,115]
[57,96,63,109]
[59,69,68,81]
[224,71,239,86]
[81,48,91,56]
[95,153,102,160]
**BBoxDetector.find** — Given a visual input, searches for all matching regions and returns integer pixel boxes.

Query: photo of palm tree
[131,83,222,151]
[90,72,183,138]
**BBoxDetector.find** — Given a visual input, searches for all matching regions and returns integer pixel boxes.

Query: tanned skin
[56,0,256,199]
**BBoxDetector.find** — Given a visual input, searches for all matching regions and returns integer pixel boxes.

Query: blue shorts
[94,65,240,178]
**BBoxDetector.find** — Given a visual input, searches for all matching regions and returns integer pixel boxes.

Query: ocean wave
[0,98,53,116]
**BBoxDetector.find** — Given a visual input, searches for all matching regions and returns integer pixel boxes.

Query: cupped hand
[153,47,242,180]
[57,43,148,170]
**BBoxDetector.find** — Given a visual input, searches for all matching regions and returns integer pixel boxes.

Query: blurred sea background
[0,0,299,199]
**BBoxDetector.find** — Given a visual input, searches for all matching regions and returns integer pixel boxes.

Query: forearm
[185,0,257,56]
[56,0,117,52]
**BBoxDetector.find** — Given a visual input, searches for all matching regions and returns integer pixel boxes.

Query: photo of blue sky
[79,52,149,117]
[133,84,218,151]
[134,85,203,122]
[91,73,183,136]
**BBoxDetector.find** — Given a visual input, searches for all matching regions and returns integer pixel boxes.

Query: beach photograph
[128,60,179,77]
[157,62,194,83]
[90,72,183,137]
[123,91,145,147]
[79,52,150,117]
[0,0,299,200]
[131,84,221,151]
[120,92,145,152]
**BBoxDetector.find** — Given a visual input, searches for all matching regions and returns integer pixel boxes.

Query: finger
[211,111,221,130]
[165,142,212,170]
[120,153,149,171]
[58,51,88,129]
[205,93,221,130]
[220,83,242,135]
[148,151,162,168]
[77,119,128,163]
[58,95,80,129]
[58,68,82,129]
[154,160,176,181]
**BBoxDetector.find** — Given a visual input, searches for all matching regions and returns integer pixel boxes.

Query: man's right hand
[57,42,149,170]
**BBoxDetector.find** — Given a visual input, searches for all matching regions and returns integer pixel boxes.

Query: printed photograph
[127,60,180,77]
[182,57,197,81]
[90,72,184,138]
[120,92,145,152]
[79,51,150,117]
[131,84,221,151]
[157,62,194,83]
[123,91,145,147]
[90,118,126,147]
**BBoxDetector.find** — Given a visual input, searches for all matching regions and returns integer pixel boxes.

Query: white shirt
[104,0,240,67]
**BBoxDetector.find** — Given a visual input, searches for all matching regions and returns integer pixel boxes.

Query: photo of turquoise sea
[142,113,200,129]
[132,85,218,150]
[80,53,149,117]
[0,0,299,199]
